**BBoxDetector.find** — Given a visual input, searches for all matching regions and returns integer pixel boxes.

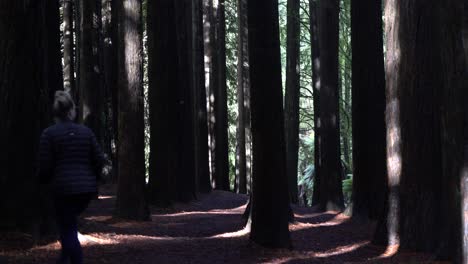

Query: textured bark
[350,0,388,222]
[174,0,198,201]
[235,0,249,194]
[62,0,75,96]
[78,0,103,141]
[193,0,212,194]
[147,0,177,205]
[102,0,118,181]
[213,0,230,191]
[115,0,149,220]
[315,0,344,211]
[110,0,119,182]
[203,0,216,185]
[0,0,62,230]
[376,1,466,262]
[247,0,291,248]
[148,0,197,204]
[463,5,468,263]
[309,0,321,207]
[284,0,301,204]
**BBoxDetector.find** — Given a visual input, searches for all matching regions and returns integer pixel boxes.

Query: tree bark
[174,0,198,202]
[376,1,466,262]
[193,0,212,194]
[78,0,103,141]
[203,0,216,185]
[315,0,344,211]
[115,0,149,220]
[284,0,301,204]
[213,0,230,191]
[235,0,249,194]
[246,0,291,248]
[0,0,62,231]
[62,0,76,96]
[147,0,177,206]
[148,0,198,204]
[350,0,388,222]
[309,0,321,207]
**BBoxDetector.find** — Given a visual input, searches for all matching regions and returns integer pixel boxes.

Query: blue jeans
[54,194,92,264]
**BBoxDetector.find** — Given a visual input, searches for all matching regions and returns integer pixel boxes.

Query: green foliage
[225,0,239,189]
[342,174,353,205]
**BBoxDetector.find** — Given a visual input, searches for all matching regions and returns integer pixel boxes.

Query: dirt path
[0,186,436,263]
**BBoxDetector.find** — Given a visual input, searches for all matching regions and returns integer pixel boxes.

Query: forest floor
[0,185,441,264]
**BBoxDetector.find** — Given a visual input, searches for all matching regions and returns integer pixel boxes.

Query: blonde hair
[53,91,76,121]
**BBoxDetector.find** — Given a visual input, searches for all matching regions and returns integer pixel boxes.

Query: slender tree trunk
[376,1,465,262]
[0,0,62,231]
[115,0,149,220]
[309,0,321,207]
[74,0,81,101]
[314,0,344,211]
[235,0,249,194]
[284,0,301,205]
[110,0,119,182]
[350,0,388,222]
[463,6,468,264]
[193,0,212,193]
[213,0,230,191]
[246,0,291,248]
[78,0,103,140]
[203,0,216,185]
[99,0,113,170]
[62,0,76,96]
[342,58,351,174]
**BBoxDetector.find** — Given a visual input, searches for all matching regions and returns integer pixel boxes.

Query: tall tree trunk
[235,0,249,194]
[115,0,149,220]
[110,0,119,182]
[148,0,177,206]
[203,0,216,185]
[314,0,344,211]
[62,0,76,96]
[74,0,81,101]
[376,1,466,262]
[148,0,198,204]
[284,0,301,204]
[463,5,468,264]
[174,0,198,202]
[101,0,118,181]
[246,0,291,248]
[193,0,212,194]
[350,0,388,222]
[309,0,321,207]
[0,0,62,231]
[78,0,103,141]
[213,0,230,191]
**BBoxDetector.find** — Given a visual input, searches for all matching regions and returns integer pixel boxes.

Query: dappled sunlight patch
[265,241,370,263]
[209,226,250,238]
[313,241,369,258]
[152,206,246,218]
[374,244,399,259]
[291,213,349,231]
[98,195,115,200]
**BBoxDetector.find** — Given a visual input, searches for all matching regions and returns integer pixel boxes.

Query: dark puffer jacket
[38,121,105,195]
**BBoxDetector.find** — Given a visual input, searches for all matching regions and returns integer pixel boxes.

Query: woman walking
[38,91,105,264]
